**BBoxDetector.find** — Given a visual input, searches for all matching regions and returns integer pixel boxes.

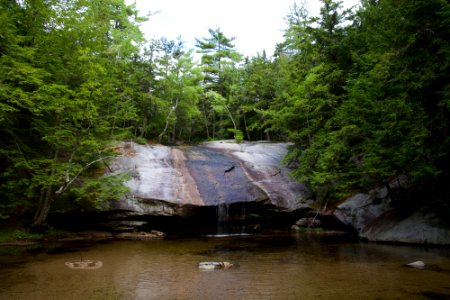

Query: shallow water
[1,233,450,299]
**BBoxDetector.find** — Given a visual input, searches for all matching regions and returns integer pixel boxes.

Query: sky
[128,0,360,57]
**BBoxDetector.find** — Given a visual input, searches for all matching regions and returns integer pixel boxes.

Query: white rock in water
[406,260,425,269]
[198,261,233,270]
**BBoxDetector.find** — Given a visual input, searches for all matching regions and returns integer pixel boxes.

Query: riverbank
[0,227,171,246]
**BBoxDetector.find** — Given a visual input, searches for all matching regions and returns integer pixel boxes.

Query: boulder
[333,187,392,233]
[360,208,450,245]
[334,181,450,245]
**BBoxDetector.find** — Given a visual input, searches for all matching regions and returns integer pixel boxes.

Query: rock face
[359,208,450,245]
[333,188,392,233]
[201,141,311,210]
[109,141,311,218]
[334,184,450,245]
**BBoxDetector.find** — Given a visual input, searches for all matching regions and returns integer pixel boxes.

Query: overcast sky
[128,0,360,57]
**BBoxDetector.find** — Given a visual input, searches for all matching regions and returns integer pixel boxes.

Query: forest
[1,0,449,229]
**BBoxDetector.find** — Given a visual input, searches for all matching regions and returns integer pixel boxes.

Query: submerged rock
[65,260,103,270]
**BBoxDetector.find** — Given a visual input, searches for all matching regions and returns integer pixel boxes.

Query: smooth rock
[406,261,425,269]
[109,141,311,215]
[360,208,450,245]
[333,176,450,245]
[198,261,234,270]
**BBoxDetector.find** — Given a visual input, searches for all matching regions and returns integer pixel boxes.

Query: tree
[278,0,450,209]
[195,27,242,139]
[237,53,275,140]
[0,0,145,228]
[152,39,202,143]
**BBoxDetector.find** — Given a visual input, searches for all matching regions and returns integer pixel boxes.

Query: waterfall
[240,203,247,234]
[216,203,229,235]
[211,202,250,237]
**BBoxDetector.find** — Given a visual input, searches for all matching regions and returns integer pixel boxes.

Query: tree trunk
[212,111,216,139]
[243,112,251,141]
[140,116,147,137]
[31,185,54,230]
[31,148,59,229]
[201,99,210,139]
[385,182,397,203]
[188,120,193,142]
[158,98,179,143]
[110,104,118,136]
[172,118,177,143]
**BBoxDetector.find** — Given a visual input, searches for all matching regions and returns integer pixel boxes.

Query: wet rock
[116,230,165,240]
[406,261,425,269]
[109,141,311,215]
[295,217,322,228]
[201,141,311,210]
[198,261,234,270]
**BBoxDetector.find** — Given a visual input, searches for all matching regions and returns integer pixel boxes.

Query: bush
[227,129,244,143]
[134,137,148,145]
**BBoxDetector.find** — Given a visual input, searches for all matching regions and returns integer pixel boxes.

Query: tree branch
[55,155,120,195]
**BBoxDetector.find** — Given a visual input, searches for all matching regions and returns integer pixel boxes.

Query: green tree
[0,0,144,227]
[195,27,242,139]
[237,52,275,140]
[281,0,450,209]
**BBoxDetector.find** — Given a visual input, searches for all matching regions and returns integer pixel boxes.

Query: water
[1,233,450,299]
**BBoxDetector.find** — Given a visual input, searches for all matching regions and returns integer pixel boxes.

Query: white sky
[128,0,360,57]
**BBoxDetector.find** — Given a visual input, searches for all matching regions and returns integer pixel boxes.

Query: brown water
[1,233,450,299]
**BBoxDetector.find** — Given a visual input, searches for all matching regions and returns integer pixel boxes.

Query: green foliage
[227,129,244,143]
[0,0,145,225]
[195,28,242,140]
[11,230,43,241]
[134,137,148,145]
[69,173,131,210]
[1,0,449,223]
[274,0,450,206]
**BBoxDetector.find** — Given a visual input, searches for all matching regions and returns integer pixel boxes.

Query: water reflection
[0,233,450,299]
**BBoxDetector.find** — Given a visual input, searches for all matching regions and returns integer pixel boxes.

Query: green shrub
[134,137,148,145]
[227,129,244,143]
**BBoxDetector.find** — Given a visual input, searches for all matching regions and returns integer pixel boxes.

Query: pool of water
[1,233,449,299]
